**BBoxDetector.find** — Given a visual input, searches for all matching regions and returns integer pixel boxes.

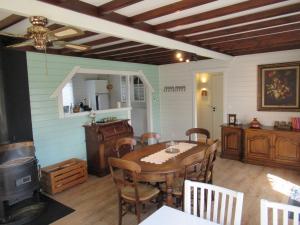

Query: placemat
[140,142,197,164]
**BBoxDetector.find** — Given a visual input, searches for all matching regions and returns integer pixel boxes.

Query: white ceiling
[0,0,298,61]
[0,0,232,60]
[115,0,180,17]
[168,0,300,31]
[146,0,248,25]
[0,10,10,21]
[80,0,113,7]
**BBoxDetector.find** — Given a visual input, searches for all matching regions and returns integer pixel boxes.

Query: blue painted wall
[26,52,160,166]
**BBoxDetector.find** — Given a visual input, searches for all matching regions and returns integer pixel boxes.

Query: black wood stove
[0,142,41,224]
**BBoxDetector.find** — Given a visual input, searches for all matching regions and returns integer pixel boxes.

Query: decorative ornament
[106,84,113,91]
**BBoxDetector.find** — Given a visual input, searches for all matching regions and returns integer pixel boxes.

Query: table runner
[140,142,197,164]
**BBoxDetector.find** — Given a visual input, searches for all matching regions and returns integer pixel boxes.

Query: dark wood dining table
[122,141,209,206]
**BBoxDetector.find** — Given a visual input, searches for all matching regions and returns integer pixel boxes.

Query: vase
[250,118,261,128]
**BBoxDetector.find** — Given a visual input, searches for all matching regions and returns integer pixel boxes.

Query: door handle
[212,106,216,112]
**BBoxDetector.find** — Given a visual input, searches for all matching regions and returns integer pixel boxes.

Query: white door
[197,73,223,140]
[211,74,223,139]
[130,76,147,137]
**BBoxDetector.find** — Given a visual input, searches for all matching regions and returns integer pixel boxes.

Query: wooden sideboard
[83,120,133,177]
[221,124,300,170]
[244,128,300,170]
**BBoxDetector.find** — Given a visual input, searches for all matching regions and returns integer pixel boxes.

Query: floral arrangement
[88,111,96,124]
[265,71,292,100]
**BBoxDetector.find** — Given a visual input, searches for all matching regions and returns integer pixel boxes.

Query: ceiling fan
[0,16,90,52]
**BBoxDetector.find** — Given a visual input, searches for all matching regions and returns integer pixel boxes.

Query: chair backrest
[184,180,244,225]
[140,132,160,146]
[115,137,137,158]
[185,128,210,142]
[204,140,219,182]
[261,199,300,225]
[180,149,205,180]
[108,157,141,200]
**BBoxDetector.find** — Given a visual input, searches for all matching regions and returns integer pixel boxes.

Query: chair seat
[121,183,160,202]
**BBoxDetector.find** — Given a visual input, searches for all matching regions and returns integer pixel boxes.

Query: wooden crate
[41,158,88,195]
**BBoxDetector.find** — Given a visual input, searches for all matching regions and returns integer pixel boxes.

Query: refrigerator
[96,93,110,110]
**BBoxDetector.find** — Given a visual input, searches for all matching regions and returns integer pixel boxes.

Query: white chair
[261,199,300,225]
[184,180,244,225]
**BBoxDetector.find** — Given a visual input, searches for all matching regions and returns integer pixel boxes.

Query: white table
[139,206,220,225]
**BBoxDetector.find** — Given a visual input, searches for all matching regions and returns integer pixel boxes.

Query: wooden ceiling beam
[198,23,300,45]
[130,0,215,23]
[95,45,159,58]
[228,42,300,55]
[189,14,300,41]
[39,0,98,16]
[36,0,228,59]
[208,30,300,51]
[111,51,177,61]
[155,0,287,31]
[130,58,177,65]
[114,49,173,60]
[47,23,64,30]
[0,14,25,30]
[98,0,142,15]
[174,3,300,36]
[83,41,142,55]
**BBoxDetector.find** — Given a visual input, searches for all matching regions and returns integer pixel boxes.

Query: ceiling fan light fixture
[52,27,84,39]
[27,25,49,50]
[27,16,49,50]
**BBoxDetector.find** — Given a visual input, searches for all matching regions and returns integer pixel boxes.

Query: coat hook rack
[163,85,186,92]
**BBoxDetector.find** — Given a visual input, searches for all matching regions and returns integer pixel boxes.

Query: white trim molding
[50,66,154,133]
[50,67,154,98]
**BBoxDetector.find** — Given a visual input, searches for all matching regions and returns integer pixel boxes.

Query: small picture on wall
[228,114,236,125]
[257,61,300,111]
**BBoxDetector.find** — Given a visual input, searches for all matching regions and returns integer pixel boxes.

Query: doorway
[195,72,223,140]
[130,76,148,138]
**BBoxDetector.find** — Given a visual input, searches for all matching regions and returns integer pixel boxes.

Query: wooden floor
[51,157,300,225]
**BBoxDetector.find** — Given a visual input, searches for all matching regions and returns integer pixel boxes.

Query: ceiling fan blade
[48,26,84,40]
[6,40,34,48]
[0,31,26,39]
[64,43,90,52]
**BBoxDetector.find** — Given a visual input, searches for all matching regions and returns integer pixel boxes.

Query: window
[62,81,74,107]
[133,76,145,102]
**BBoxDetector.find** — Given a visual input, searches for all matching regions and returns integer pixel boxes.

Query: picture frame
[228,114,236,125]
[257,61,300,111]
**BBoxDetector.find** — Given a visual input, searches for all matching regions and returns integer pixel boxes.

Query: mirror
[62,73,129,114]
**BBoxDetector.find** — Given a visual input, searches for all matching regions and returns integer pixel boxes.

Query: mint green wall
[26,52,160,166]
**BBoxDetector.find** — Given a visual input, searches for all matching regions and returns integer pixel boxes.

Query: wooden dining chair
[261,199,300,225]
[184,180,244,225]
[115,137,137,158]
[185,128,210,143]
[160,140,219,206]
[140,132,160,146]
[182,139,218,184]
[108,157,161,225]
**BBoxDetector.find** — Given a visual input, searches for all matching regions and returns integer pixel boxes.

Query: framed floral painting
[257,61,300,111]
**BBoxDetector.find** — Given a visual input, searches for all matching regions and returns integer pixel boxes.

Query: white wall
[159,49,300,140]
